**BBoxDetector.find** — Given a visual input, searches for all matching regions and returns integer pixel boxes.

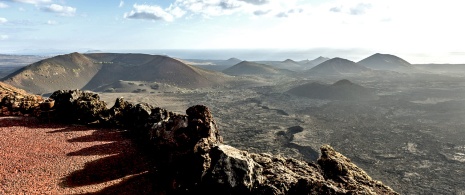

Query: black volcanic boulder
[146,105,223,192]
[144,105,398,194]
[48,89,107,124]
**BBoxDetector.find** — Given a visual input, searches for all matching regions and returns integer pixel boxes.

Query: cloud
[0,2,9,8]
[239,0,269,5]
[350,3,371,15]
[47,20,57,25]
[275,8,304,18]
[0,17,7,24]
[329,6,341,13]
[123,0,308,21]
[4,0,51,4]
[124,4,183,22]
[253,9,270,16]
[40,4,76,16]
[329,2,372,15]
[119,0,124,8]
[0,35,8,40]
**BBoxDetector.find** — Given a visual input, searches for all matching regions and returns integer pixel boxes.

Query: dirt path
[0,117,155,194]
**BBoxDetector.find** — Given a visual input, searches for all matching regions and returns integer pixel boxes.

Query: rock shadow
[60,128,157,194]
[61,151,150,187]
[276,125,319,161]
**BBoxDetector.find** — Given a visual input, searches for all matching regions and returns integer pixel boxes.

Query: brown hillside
[2,52,101,94]
[82,54,230,90]
[2,53,232,94]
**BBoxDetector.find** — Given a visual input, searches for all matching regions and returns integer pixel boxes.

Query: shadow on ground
[47,123,161,194]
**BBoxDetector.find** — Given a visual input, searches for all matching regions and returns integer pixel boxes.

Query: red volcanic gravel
[0,117,155,194]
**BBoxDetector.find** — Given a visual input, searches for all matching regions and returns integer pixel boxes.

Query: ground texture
[0,116,154,195]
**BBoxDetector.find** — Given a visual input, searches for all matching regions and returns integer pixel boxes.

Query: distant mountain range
[188,56,330,71]
[287,79,378,101]
[1,52,232,94]
[0,52,418,94]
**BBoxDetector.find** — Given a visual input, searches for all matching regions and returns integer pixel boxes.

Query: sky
[0,0,464,63]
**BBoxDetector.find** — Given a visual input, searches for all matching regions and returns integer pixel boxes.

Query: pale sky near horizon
[0,0,464,63]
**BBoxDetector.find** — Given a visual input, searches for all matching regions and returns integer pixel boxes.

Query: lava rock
[48,89,107,124]
[0,82,43,116]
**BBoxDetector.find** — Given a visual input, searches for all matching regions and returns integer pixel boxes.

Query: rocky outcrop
[47,89,107,124]
[35,89,398,194]
[0,81,43,116]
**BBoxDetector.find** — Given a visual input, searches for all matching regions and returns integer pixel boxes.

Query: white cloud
[171,0,310,18]
[329,2,372,15]
[0,17,7,24]
[119,0,124,8]
[124,4,185,22]
[239,0,270,5]
[0,35,8,40]
[123,0,309,21]
[47,20,57,25]
[0,2,9,8]
[7,0,51,4]
[174,0,249,16]
[40,4,76,16]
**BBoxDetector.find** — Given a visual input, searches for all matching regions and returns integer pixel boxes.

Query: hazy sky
[0,0,464,63]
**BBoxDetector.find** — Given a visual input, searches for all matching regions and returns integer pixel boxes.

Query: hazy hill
[222,61,285,76]
[181,57,242,72]
[299,56,330,69]
[0,54,46,79]
[287,79,378,100]
[358,53,413,71]
[222,57,242,66]
[306,57,370,76]
[2,53,232,94]
[299,56,330,68]
[279,59,302,70]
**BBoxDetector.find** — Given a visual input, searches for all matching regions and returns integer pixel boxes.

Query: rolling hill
[2,52,101,94]
[287,79,378,101]
[299,56,330,69]
[222,61,288,76]
[279,59,302,70]
[358,53,413,71]
[306,57,370,76]
[2,53,232,94]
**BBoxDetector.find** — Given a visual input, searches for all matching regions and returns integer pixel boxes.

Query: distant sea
[8,48,462,64]
[7,48,373,62]
[111,48,373,62]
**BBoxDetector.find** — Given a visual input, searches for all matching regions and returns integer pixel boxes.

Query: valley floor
[98,74,465,195]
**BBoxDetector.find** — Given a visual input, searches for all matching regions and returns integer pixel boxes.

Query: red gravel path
[0,117,155,194]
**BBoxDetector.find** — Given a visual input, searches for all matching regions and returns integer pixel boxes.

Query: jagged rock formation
[38,89,398,194]
[0,81,43,116]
